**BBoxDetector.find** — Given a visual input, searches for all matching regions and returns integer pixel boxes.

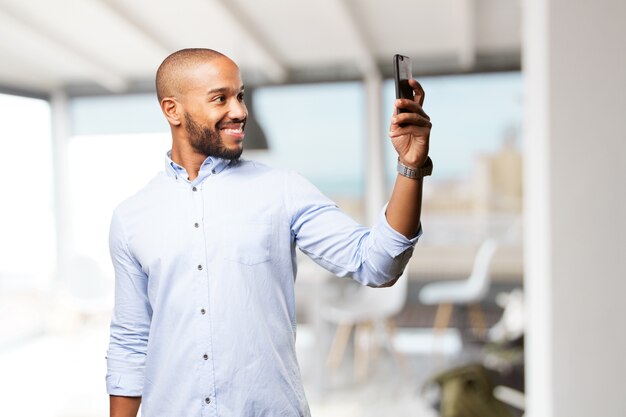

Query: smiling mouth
[219,122,245,139]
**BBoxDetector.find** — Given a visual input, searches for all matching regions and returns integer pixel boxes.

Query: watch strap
[397,156,433,179]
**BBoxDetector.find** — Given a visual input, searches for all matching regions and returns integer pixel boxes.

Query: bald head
[156,48,228,102]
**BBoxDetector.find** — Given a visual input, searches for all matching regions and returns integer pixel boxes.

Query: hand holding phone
[389,54,432,171]
[393,54,413,114]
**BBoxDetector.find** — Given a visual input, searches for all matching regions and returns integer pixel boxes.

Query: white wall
[524,0,626,416]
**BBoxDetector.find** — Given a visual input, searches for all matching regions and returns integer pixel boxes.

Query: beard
[184,112,244,160]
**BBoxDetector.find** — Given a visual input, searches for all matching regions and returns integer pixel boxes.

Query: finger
[389,124,431,140]
[409,79,425,106]
[392,112,432,128]
[389,116,432,134]
[394,99,430,120]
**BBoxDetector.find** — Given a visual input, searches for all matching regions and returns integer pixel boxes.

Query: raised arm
[385,79,432,239]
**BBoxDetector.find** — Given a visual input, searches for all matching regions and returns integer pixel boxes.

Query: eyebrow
[206,86,245,95]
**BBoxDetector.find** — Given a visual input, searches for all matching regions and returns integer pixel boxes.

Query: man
[106,48,432,417]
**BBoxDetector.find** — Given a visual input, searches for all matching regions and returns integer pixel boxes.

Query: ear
[160,97,182,126]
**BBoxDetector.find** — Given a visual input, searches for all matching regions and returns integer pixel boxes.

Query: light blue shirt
[106,153,420,417]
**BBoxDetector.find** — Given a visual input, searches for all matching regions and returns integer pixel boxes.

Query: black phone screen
[393,54,413,113]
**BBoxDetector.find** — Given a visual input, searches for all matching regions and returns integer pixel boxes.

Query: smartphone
[393,54,413,114]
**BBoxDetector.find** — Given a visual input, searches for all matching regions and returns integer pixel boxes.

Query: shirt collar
[164,151,236,184]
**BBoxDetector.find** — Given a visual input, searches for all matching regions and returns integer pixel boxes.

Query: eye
[212,95,226,103]
[237,92,245,102]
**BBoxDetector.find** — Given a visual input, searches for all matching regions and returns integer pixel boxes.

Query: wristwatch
[397,156,433,179]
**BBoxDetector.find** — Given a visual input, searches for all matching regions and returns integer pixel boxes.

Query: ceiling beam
[95,0,175,55]
[0,83,49,100]
[211,0,287,83]
[328,0,380,78]
[0,3,127,93]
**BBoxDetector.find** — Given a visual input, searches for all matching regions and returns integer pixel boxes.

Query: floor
[0,313,472,417]
[300,326,464,417]
[0,275,519,417]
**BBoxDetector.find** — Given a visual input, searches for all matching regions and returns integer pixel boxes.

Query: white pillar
[50,90,73,279]
[364,72,385,226]
[524,1,626,416]
[457,0,476,70]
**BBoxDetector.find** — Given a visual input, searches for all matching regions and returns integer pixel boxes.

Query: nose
[228,98,247,121]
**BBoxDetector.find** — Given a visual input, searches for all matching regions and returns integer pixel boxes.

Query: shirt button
[211,169,216,174]
[203,353,209,360]
[192,186,198,192]
[194,222,200,228]
[197,265,203,271]
[205,397,211,404]
[200,308,206,315]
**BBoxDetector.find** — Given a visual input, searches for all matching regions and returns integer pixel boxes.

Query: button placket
[190,178,217,408]
[191,179,215,406]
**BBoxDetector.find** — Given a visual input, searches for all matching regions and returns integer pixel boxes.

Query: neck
[170,142,206,181]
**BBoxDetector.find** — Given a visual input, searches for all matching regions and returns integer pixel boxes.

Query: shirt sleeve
[284,170,420,287]
[105,209,152,397]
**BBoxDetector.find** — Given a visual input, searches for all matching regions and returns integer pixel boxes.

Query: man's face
[181,57,247,160]
[184,111,243,160]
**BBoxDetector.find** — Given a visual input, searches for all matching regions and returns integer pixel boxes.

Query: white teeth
[221,124,243,134]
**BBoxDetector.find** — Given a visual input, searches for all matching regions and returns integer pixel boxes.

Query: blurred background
[0,0,623,416]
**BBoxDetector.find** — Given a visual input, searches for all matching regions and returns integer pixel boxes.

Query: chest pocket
[222,222,272,265]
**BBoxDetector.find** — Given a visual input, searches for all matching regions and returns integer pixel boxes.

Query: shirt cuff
[106,355,145,397]
[372,203,422,258]
[106,372,144,397]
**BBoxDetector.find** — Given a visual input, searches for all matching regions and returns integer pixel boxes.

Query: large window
[383,71,523,181]
[67,132,170,277]
[65,93,170,276]
[251,73,523,203]
[0,94,54,291]
[250,82,366,199]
